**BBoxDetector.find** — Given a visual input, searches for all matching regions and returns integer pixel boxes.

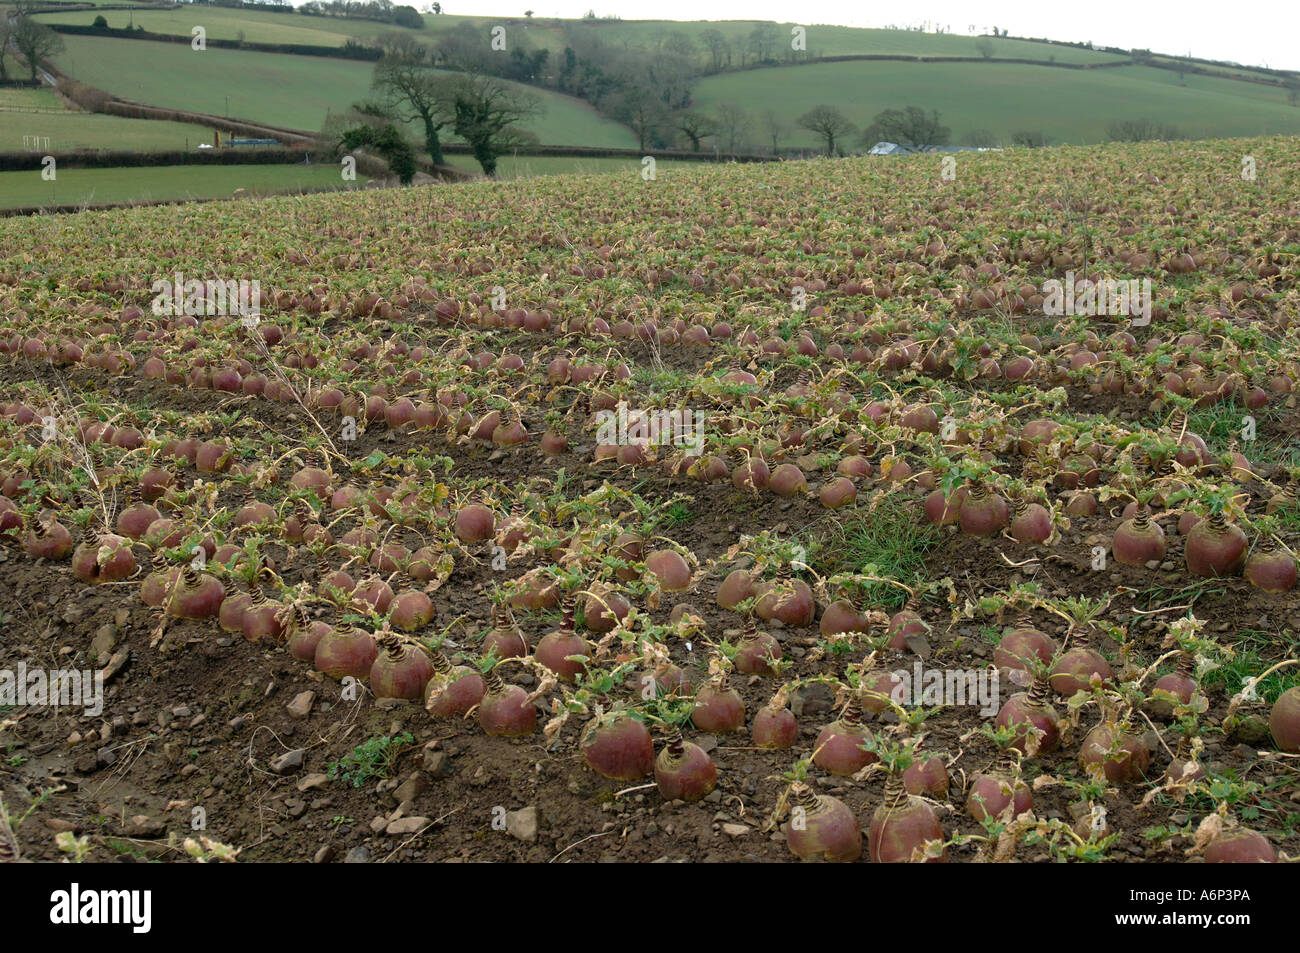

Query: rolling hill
[36,10,1130,66]
[692,60,1300,148]
[50,35,639,147]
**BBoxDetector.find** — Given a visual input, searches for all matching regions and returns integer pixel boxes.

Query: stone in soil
[270,749,306,774]
[297,773,330,792]
[506,806,539,843]
[386,816,429,835]
[392,771,426,804]
[286,691,316,719]
[124,815,166,838]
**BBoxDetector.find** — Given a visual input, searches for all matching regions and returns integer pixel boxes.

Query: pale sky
[427,0,1300,71]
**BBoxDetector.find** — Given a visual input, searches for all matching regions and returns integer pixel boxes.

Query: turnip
[692,664,745,733]
[1244,538,1297,593]
[582,714,654,781]
[1185,514,1247,577]
[368,636,433,700]
[959,483,1008,536]
[996,674,1060,755]
[1269,685,1300,752]
[478,669,536,737]
[1050,647,1113,696]
[314,623,378,680]
[784,783,862,863]
[754,576,815,628]
[23,517,73,561]
[654,731,717,801]
[424,650,487,717]
[1079,722,1151,783]
[71,531,135,583]
[644,549,692,591]
[734,618,782,676]
[1112,510,1166,566]
[753,686,798,748]
[165,565,225,619]
[1009,499,1052,543]
[1205,827,1275,863]
[869,748,946,863]
[716,568,757,609]
[994,618,1057,680]
[534,594,589,681]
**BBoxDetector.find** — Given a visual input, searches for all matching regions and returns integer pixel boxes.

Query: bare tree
[662,31,697,62]
[798,104,855,156]
[860,105,950,150]
[745,23,781,64]
[712,101,751,153]
[433,22,491,73]
[761,108,790,155]
[676,110,717,152]
[611,86,667,150]
[975,37,994,59]
[376,31,428,61]
[700,29,727,70]
[372,43,454,164]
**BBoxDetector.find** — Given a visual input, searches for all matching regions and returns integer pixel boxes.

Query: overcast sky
[429,1,1299,71]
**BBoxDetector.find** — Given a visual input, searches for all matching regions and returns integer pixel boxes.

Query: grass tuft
[801,492,938,610]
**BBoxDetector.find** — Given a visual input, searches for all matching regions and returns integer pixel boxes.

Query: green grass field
[0,163,367,209]
[53,35,639,147]
[0,86,214,152]
[692,60,1300,148]
[1148,55,1284,82]
[0,88,64,110]
[36,6,405,46]
[0,110,213,152]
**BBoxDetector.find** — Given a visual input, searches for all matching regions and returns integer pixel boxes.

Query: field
[34,10,1130,66]
[441,153,692,179]
[693,61,1300,147]
[0,163,370,209]
[35,6,413,46]
[0,137,1298,867]
[0,156,690,209]
[0,86,213,153]
[0,88,63,110]
[0,113,213,155]
[440,16,1129,66]
[52,35,640,147]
